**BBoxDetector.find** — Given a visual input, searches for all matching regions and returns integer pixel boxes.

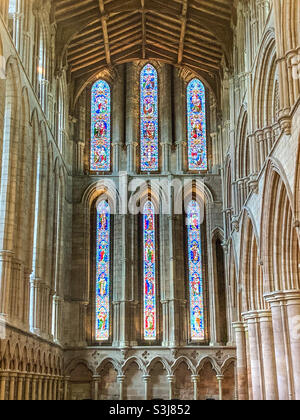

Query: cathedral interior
[0,0,299,401]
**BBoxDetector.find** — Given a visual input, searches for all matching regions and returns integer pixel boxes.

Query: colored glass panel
[187,201,205,340]
[187,79,207,171]
[140,64,159,172]
[143,201,157,340]
[96,201,110,341]
[91,80,111,171]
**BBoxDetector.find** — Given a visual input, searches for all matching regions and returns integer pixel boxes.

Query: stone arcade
[0,0,299,401]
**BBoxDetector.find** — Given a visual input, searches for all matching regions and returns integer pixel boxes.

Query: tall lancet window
[96,201,111,341]
[187,200,205,341]
[143,201,157,340]
[91,80,111,172]
[140,64,159,172]
[187,79,207,171]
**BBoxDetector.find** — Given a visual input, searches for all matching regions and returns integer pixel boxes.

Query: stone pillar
[93,375,100,401]
[167,375,175,400]
[216,375,224,401]
[40,79,49,114]
[31,375,38,401]
[174,70,186,173]
[52,377,58,401]
[160,64,172,174]
[24,374,32,400]
[8,372,17,400]
[233,322,249,400]
[191,375,199,400]
[265,291,300,400]
[242,312,263,400]
[57,377,63,400]
[244,322,253,399]
[52,295,64,344]
[112,214,132,347]
[112,65,125,174]
[0,372,8,400]
[126,64,138,174]
[118,375,125,401]
[48,376,53,400]
[43,376,48,401]
[257,310,278,400]
[143,375,150,401]
[37,375,43,400]
[63,376,70,400]
[0,251,14,317]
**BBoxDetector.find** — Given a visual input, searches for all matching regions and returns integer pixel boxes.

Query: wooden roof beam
[178,0,188,65]
[98,0,111,66]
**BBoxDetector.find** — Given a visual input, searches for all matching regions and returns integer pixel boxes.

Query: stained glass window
[140,64,159,172]
[96,201,111,341]
[143,201,157,340]
[91,80,111,172]
[187,79,207,171]
[187,200,205,341]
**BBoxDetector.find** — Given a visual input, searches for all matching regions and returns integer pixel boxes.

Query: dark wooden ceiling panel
[55,0,234,81]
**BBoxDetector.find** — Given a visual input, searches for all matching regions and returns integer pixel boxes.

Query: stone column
[174,70,186,173]
[63,376,70,400]
[117,375,125,400]
[40,79,49,114]
[48,376,53,400]
[24,374,32,400]
[242,312,263,400]
[37,375,43,400]
[113,214,132,347]
[31,375,38,401]
[43,376,48,400]
[244,322,253,399]
[52,295,64,344]
[257,310,278,400]
[216,375,224,401]
[57,377,63,400]
[112,65,125,174]
[52,377,58,401]
[143,375,150,401]
[191,375,199,400]
[126,63,138,174]
[0,372,8,400]
[160,64,172,174]
[9,372,17,400]
[167,375,175,400]
[93,375,101,400]
[233,322,249,400]
[265,291,300,400]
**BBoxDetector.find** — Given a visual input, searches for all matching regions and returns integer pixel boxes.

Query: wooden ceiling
[54,0,235,88]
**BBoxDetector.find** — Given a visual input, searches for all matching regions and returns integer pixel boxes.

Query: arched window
[187,79,207,171]
[140,64,159,172]
[187,200,205,341]
[37,28,45,98]
[143,201,157,340]
[91,80,111,172]
[96,201,111,341]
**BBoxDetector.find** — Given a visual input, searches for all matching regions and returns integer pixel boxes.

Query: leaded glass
[96,201,110,341]
[187,200,205,340]
[91,80,111,172]
[143,201,157,340]
[140,64,159,172]
[187,79,207,171]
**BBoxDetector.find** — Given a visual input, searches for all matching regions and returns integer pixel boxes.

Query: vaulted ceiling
[54,0,235,94]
